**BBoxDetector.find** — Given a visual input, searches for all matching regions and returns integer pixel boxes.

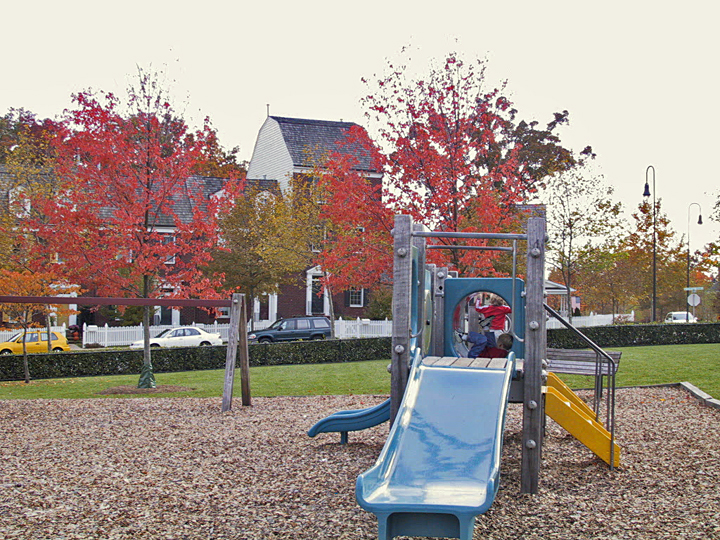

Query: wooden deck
[422,356,510,370]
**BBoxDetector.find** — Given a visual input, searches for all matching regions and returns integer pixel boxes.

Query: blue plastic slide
[308,398,391,444]
[356,355,515,540]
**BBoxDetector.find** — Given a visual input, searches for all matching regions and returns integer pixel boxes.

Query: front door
[160,306,173,325]
[311,275,324,315]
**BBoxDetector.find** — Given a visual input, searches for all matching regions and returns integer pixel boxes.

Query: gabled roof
[270,116,379,173]
[1,164,230,229]
[545,280,576,295]
[100,175,229,228]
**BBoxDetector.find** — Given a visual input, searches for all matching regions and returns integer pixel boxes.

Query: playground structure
[309,214,621,540]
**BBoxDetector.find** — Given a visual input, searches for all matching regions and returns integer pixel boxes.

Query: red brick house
[1,115,384,328]
[244,116,383,324]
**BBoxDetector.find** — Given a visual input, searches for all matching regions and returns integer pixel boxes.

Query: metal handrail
[543,302,618,471]
[543,304,617,371]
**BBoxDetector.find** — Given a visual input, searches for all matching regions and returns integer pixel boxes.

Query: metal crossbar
[426,245,514,252]
[412,231,527,241]
[0,295,232,307]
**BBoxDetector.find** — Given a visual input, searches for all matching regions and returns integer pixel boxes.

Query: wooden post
[238,295,251,406]
[431,266,448,357]
[412,223,427,355]
[222,293,243,412]
[390,215,413,424]
[521,217,547,494]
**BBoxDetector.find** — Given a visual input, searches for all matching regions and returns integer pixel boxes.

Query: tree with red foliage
[315,127,393,292]
[317,52,589,289]
[0,270,80,383]
[26,70,239,387]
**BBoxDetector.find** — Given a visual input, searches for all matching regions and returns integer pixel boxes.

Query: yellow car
[0,329,71,355]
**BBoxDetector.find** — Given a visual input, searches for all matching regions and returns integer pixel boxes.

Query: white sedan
[664,312,697,323]
[130,327,223,349]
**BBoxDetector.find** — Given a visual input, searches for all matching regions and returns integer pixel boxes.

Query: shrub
[548,322,720,348]
[0,337,392,382]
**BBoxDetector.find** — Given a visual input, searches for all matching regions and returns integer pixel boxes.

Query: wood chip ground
[1,386,718,539]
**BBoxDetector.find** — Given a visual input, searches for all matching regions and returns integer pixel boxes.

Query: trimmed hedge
[548,322,720,349]
[4,323,717,382]
[0,337,392,382]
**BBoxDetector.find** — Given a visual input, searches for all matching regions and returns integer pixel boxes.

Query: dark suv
[248,316,332,343]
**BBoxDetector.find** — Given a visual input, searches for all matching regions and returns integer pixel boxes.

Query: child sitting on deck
[465,331,513,359]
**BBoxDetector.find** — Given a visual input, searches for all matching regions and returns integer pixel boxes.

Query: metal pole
[511,240,517,340]
[686,203,703,321]
[643,166,656,322]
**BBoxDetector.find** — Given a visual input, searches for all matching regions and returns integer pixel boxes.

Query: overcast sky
[4,0,718,252]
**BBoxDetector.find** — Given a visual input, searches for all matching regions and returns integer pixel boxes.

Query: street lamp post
[686,203,703,321]
[643,165,657,322]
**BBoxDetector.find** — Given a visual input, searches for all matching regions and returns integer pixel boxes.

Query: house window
[310,226,327,253]
[163,235,176,265]
[349,288,364,308]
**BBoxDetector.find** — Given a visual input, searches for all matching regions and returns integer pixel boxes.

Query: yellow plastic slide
[545,372,621,468]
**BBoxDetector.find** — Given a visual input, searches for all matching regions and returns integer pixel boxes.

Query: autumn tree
[703,193,720,319]
[315,131,393,292]
[190,129,247,179]
[0,270,80,383]
[26,69,238,387]
[538,169,623,319]
[571,239,639,318]
[318,52,592,290]
[206,178,323,329]
[0,109,61,268]
[623,200,686,321]
[0,109,57,165]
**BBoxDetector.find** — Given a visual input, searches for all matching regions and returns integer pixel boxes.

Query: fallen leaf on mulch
[0,388,718,539]
[96,385,195,395]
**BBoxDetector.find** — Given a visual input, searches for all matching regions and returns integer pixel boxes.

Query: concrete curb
[678,382,720,410]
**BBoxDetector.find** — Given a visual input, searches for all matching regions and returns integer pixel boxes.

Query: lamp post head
[643,182,651,198]
[698,214,703,225]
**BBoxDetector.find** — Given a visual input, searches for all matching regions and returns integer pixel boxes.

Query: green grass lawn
[0,359,392,400]
[0,343,718,400]
[555,343,720,398]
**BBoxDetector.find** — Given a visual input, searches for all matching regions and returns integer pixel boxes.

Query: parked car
[664,311,697,323]
[248,316,332,343]
[0,329,70,355]
[130,326,223,349]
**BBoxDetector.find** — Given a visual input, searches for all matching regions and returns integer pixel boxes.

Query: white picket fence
[0,324,68,343]
[81,318,394,347]
[83,321,251,347]
[1,313,630,347]
[334,318,393,339]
